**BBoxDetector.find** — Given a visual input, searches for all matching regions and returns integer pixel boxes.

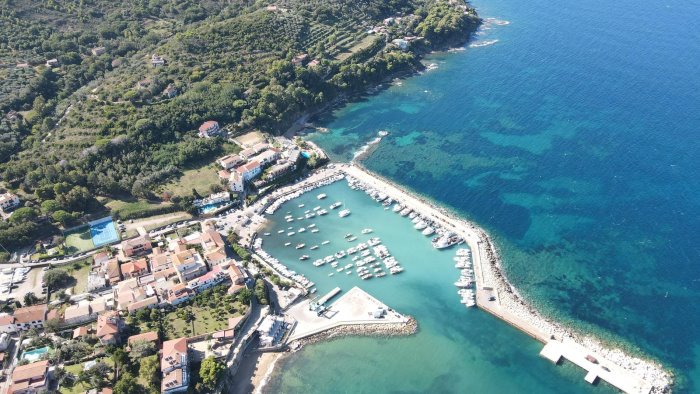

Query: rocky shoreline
[288,316,419,351]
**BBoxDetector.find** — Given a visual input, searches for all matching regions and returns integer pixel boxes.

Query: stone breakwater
[339,163,673,393]
[288,317,419,351]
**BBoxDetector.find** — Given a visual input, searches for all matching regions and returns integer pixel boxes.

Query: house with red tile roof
[198,121,220,138]
[96,311,123,345]
[13,304,47,331]
[0,313,16,333]
[8,360,50,394]
[127,331,160,351]
[121,258,149,279]
[121,235,152,258]
[161,338,189,393]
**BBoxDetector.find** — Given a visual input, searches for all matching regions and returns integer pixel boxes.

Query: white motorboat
[361,228,373,234]
[338,209,351,217]
[317,193,327,200]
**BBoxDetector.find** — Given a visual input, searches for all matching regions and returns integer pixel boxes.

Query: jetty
[337,163,666,393]
[316,287,342,306]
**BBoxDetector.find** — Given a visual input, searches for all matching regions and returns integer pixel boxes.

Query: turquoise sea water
[265,0,700,391]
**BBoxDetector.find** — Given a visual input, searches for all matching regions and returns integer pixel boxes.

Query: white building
[228,171,245,193]
[0,193,20,213]
[257,315,287,347]
[235,161,261,181]
[249,149,280,167]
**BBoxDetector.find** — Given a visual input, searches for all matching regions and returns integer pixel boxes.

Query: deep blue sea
[265,0,700,391]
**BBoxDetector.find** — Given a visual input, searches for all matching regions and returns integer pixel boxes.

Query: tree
[52,210,74,225]
[236,288,253,305]
[199,356,225,389]
[43,269,72,291]
[44,318,61,333]
[78,362,112,389]
[129,340,156,362]
[113,373,147,394]
[23,292,39,306]
[111,347,130,373]
[138,355,160,390]
[9,207,38,223]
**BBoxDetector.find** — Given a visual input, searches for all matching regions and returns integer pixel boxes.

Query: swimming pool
[199,202,229,214]
[22,346,49,362]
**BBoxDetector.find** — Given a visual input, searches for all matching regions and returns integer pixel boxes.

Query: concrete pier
[339,163,661,393]
[316,287,342,305]
[540,340,652,394]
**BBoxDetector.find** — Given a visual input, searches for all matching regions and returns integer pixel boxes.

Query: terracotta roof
[128,331,159,345]
[199,121,218,133]
[13,304,46,324]
[11,360,49,383]
[96,311,120,338]
[121,258,148,275]
[64,303,91,321]
[127,296,158,313]
[161,337,188,371]
[0,313,15,325]
[236,160,260,174]
[205,247,227,263]
[73,326,90,339]
[162,368,185,391]
[200,230,225,250]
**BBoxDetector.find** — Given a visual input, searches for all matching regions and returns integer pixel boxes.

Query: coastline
[340,162,674,393]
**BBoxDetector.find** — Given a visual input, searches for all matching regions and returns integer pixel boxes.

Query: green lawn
[104,198,175,220]
[154,298,247,340]
[59,357,112,394]
[158,163,222,198]
[64,226,95,254]
[52,258,93,296]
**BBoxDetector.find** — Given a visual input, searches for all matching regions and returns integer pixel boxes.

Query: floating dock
[317,287,342,305]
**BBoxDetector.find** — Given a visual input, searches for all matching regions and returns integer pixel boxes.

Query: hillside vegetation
[0,0,479,248]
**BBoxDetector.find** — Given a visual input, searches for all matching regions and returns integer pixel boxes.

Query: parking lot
[0,266,46,302]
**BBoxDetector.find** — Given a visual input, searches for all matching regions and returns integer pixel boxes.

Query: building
[166,283,194,306]
[121,258,149,279]
[228,171,245,193]
[13,304,47,331]
[235,161,261,181]
[187,266,228,293]
[96,311,123,345]
[172,250,207,283]
[151,54,165,67]
[307,59,320,68]
[198,121,220,138]
[115,278,148,310]
[239,142,269,159]
[45,58,59,67]
[264,162,295,181]
[91,47,106,56]
[218,154,244,170]
[121,235,152,258]
[163,84,177,98]
[161,338,189,393]
[0,193,20,213]
[105,258,121,285]
[204,247,227,267]
[8,360,50,394]
[63,303,97,325]
[291,53,308,67]
[257,315,287,347]
[127,296,158,313]
[127,331,160,349]
[249,149,279,166]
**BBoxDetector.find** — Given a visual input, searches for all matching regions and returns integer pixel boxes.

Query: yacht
[330,202,342,209]
[305,213,316,219]
[277,230,285,234]
[393,204,403,213]
[409,212,418,219]
[298,204,305,208]
[346,236,357,242]
[338,209,351,217]
[318,209,328,215]
[295,243,306,249]
[322,240,330,245]
[299,255,309,261]
[287,231,295,236]
[286,218,294,223]
[422,227,435,236]
[310,245,319,250]
[361,228,373,234]
[335,251,347,259]
[432,233,463,249]
[313,206,321,211]
[284,242,291,246]
[317,193,327,199]
[264,232,271,236]
[310,228,319,233]
[345,233,354,238]
[298,227,306,233]
[414,221,428,230]
[328,273,334,277]
[400,208,411,216]
[308,224,316,228]
[454,278,472,288]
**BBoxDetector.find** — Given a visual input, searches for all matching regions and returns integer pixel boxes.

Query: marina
[254,164,668,393]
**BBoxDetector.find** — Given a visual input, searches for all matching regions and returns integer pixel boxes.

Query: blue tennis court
[89,217,120,247]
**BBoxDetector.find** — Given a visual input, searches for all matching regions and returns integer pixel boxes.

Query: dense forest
[0,0,479,249]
